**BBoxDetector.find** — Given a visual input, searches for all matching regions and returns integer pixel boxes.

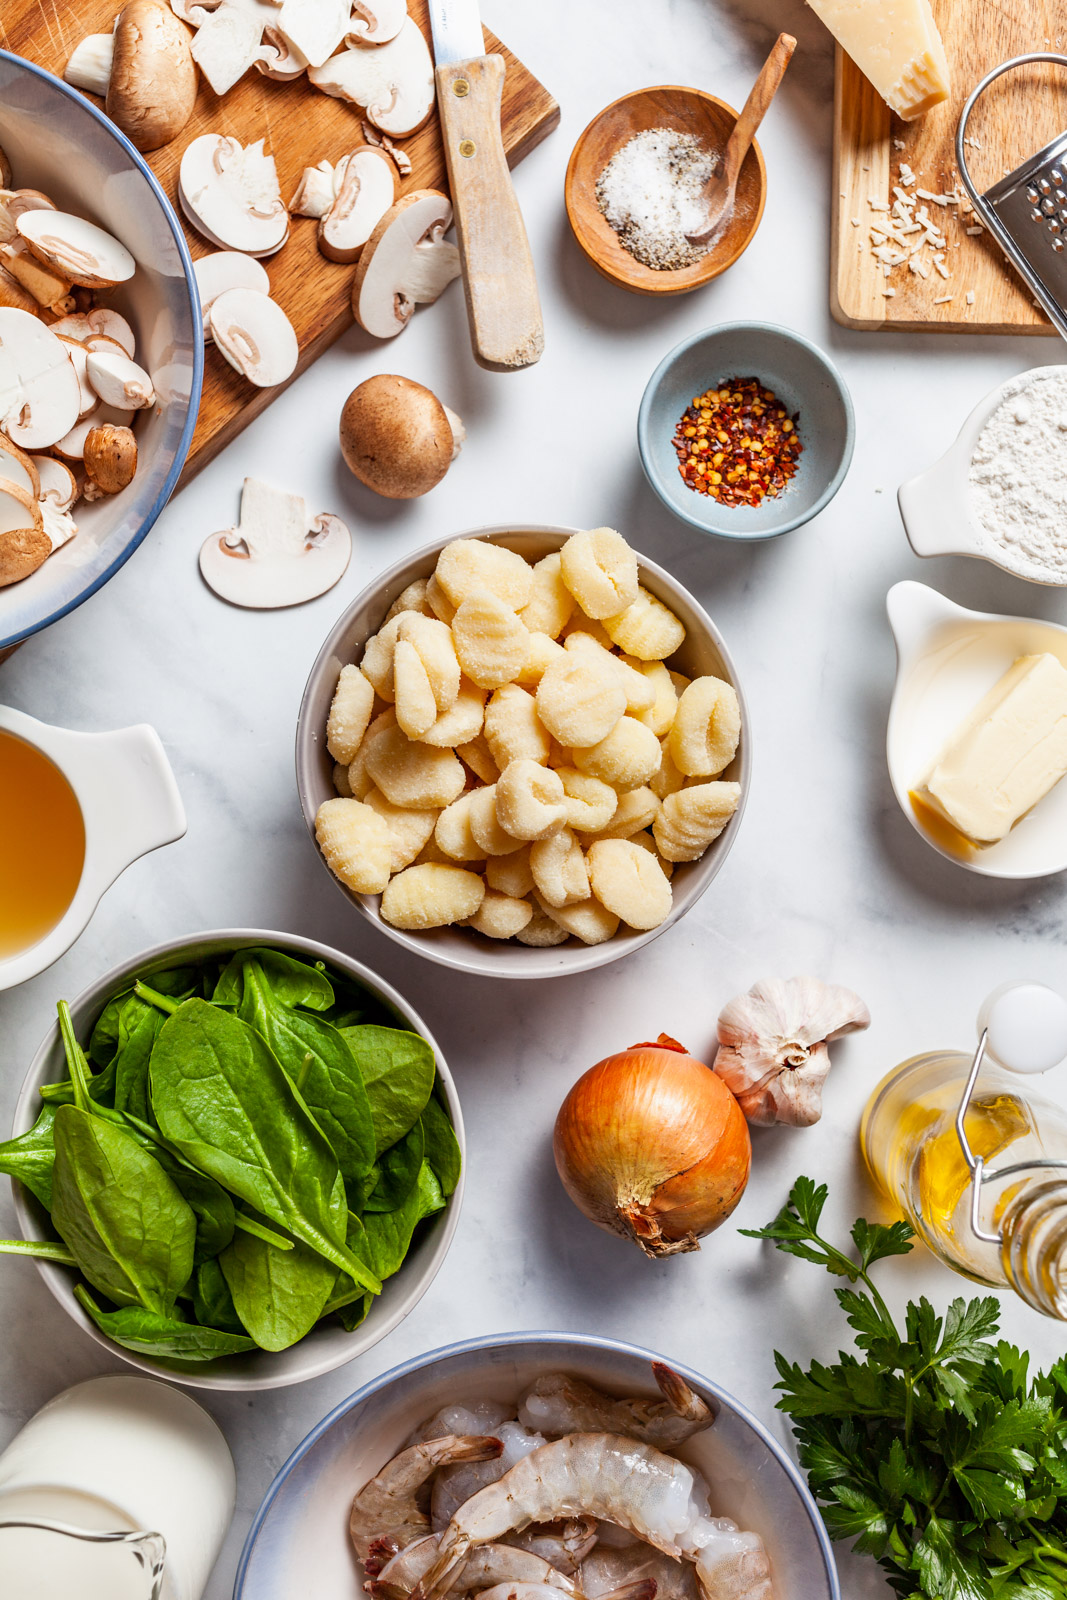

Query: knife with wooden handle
[428,0,544,371]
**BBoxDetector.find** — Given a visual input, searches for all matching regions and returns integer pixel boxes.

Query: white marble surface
[3,3,1067,1596]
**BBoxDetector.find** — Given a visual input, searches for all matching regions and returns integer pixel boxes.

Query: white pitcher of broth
[0,705,186,990]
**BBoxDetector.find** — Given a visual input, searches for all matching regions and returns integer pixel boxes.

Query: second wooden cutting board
[0,0,558,478]
[832,0,1067,333]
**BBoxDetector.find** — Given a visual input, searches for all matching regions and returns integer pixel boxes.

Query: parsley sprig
[742,1177,1067,1599]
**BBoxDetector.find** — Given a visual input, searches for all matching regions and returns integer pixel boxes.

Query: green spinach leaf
[420,1091,462,1197]
[340,1025,435,1158]
[113,1002,165,1122]
[120,1115,235,1265]
[212,948,334,1012]
[364,1121,424,1212]
[363,1162,445,1281]
[220,1228,336,1351]
[193,1256,247,1334]
[75,1286,256,1360]
[149,1000,379,1293]
[0,1104,57,1208]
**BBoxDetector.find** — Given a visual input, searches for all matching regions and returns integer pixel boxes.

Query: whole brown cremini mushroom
[84,423,138,494]
[339,375,464,499]
[107,0,198,152]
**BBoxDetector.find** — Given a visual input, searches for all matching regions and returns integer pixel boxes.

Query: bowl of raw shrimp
[234,1332,839,1600]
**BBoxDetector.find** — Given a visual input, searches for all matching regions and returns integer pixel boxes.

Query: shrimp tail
[651,1364,714,1427]
[366,1537,404,1577]
[413,1533,472,1600]
[451,1435,506,1464]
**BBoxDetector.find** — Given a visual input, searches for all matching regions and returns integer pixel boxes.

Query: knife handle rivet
[459,139,477,158]
[453,79,470,97]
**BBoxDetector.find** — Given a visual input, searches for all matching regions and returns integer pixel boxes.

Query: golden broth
[0,730,85,959]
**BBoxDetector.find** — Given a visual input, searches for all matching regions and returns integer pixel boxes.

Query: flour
[968,367,1067,582]
[595,129,717,272]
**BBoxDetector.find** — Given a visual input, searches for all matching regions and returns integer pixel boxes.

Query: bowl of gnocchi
[296,526,750,978]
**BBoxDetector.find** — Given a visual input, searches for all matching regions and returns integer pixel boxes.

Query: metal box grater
[957,53,1067,340]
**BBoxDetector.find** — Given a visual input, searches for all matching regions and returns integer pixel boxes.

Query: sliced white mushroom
[351,190,460,339]
[348,0,406,45]
[179,135,289,257]
[273,0,349,67]
[319,147,396,262]
[0,189,56,248]
[15,210,136,289]
[49,308,137,356]
[361,121,413,178]
[290,159,339,220]
[57,337,100,417]
[0,241,74,314]
[40,500,78,552]
[64,33,116,96]
[53,402,135,462]
[172,0,279,95]
[257,24,308,79]
[31,455,79,511]
[0,309,82,449]
[86,349,156,409]
[107,0,199,152]
[0,439,41,498]
[198,476,351,608]
[308,19,436,138]
[193,250,270,340]
[209,287,297,386]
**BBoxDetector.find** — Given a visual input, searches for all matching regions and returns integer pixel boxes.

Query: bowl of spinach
[0,931,464,1389]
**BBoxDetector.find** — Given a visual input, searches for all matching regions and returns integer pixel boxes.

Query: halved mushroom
[0,242,74,314]
[179,135,289,257]
[0,479,49,587]
[319,147,396,262]
[193,250,270,339]
[339,374,464,499]
[171,0,279,95]
[308,19,435,138]
[0,309,82,449]
[64,32,116,97]
[198,476,351,608]
[107,1,199,151]
[57,337,100,417]
[49,308,137,355]
[272,0,350,67]
[0,439,41,499]
[209,286,297,386]
[86,349,156,409]
[31,455,79,511]
[348,0,406,45]
[15,210,136,289]
[84,423,138,494]
[54,402,135,462]
[351,190,460,339]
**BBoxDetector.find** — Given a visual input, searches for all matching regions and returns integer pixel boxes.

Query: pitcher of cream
[0,1375,235,1600]
[0,705,185,990]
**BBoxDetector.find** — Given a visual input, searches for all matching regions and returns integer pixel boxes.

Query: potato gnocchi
[316,530,744,947]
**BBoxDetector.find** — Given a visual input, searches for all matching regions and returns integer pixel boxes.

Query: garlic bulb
[713,977,870,1127]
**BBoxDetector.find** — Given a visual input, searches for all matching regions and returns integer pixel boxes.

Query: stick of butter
[807,0,950,120]
[919,653,1067,845]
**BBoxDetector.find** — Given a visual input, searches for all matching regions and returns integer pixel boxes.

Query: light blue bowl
[0,52,202,651]
[638,323,854,540]
[234,1332,840,1600]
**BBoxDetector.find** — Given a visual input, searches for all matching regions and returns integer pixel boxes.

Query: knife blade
[427,0,544,371]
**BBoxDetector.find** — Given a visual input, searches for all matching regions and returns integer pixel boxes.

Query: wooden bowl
[565,86,767,296]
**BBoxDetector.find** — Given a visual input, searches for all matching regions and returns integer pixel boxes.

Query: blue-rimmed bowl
[638,323,854,540]
[0,52,202,652]
[234,1332,839,1600]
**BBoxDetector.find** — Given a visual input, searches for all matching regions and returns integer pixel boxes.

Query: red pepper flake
[671,377,802,506]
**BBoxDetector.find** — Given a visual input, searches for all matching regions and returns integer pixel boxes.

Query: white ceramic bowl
[898,365,1067,587]
[234,1332,840,1600]
[296,526,751,979]
[0,52,202,651]
[887,580,1067,878]
[10,929,465,1391]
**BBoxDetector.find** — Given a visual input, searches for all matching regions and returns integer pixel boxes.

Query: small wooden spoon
[688,33,796,245]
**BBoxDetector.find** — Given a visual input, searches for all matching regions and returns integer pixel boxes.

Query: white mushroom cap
[309,18,436,138]
[53,401,135,461]
[351,190,460,339]
[0,309,82,449]
[348,0,406,45]
[86,348,156,409]
[64,32,116,97]
[209,286,298,386]
[107,0,198,152]
[179,135,289,257]
[49,308,137,355]
[193,250,270,340]
[319,147,396,263]
[31,455,78,511]
[199,476,351,608]
[272,0,350,67]
[15,210,135,288]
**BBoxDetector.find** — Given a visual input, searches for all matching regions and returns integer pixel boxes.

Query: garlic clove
[713,976,870,1127]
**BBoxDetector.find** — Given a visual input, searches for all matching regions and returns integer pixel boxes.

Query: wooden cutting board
[0,0,558,479]
[832,1,1067,332]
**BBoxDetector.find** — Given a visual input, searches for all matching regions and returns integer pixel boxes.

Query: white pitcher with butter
[0,1375,235,1600]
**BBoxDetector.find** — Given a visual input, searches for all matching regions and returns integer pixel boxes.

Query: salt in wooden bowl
[565,86,767,296]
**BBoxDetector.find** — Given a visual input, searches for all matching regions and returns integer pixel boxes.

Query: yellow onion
[553,1034,751,1258]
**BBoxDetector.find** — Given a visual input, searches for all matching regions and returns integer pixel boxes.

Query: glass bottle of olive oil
[861,985,1067,1319]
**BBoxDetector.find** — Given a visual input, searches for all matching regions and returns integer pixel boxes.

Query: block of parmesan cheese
[919,653,1067,845]
[807,0,951,120]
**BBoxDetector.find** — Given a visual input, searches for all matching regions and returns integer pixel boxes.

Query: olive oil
[0,730,85,959]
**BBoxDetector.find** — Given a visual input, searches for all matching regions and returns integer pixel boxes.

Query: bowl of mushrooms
[296,525,751,979]
[0,51,201,651]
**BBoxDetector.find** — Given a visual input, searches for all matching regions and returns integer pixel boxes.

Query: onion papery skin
[552,1039,751,1258]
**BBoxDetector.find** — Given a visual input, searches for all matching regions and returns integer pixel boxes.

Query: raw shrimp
[477,1583,655,1600]
[370,1535,584,1600]
[507,1516,599,1574]
[432,1420,548,1529]
[412,1434,772,1600]
[410,1401,516,1446]
[582,1544,700,1600]
[519,1366,713,1449]
[350,1435,503,1563]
